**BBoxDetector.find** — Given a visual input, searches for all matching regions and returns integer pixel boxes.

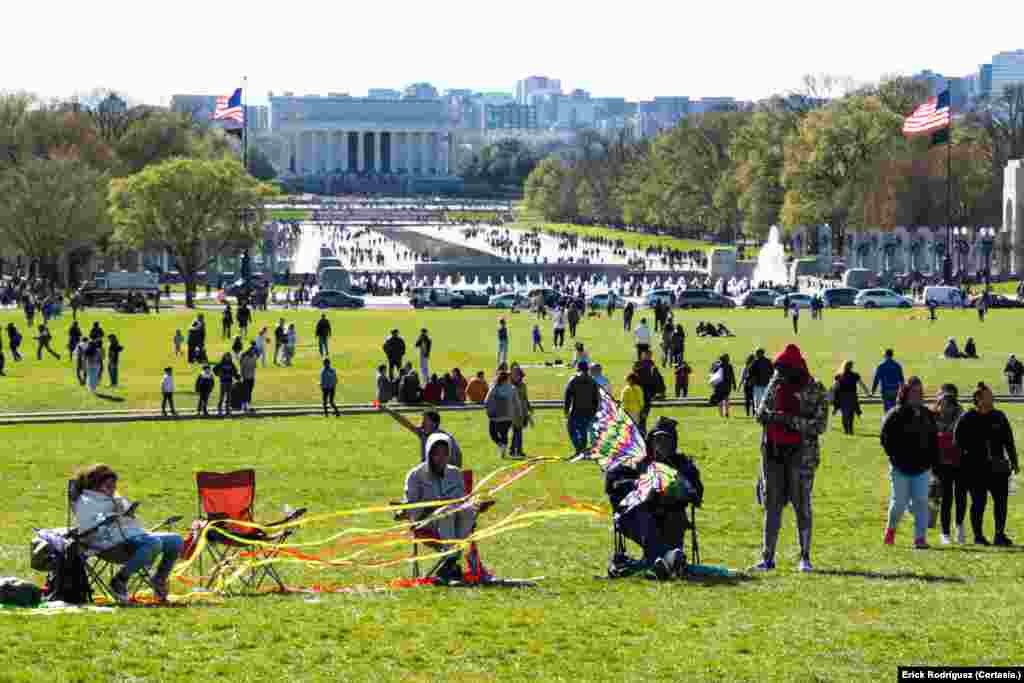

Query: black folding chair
[66,479,181,603]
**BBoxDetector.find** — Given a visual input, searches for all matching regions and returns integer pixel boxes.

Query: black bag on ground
[230,382,245,411]
[0,577,43,607]
[44,544,92,605]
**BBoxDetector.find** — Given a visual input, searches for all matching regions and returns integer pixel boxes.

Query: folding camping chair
[410,470,485,580]
[66,479,182,602]
[191,470,306,593]
[612,502,700,569]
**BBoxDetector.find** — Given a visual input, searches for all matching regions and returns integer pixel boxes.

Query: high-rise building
[593,97,627,118]
[368,89,401,100]
[991,50,1024,96]
[978,64,993,98]
[481,103,538,130]
[403,83,439,100]
[516,76,561,105]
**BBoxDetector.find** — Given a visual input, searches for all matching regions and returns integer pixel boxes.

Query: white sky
[5,0,1020,106]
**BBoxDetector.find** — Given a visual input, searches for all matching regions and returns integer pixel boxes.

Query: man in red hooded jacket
[752,344,829,573]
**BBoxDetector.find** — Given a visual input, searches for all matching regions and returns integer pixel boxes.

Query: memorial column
[375,131,384,173]
[357,131,365,172]
[339,131,349,172]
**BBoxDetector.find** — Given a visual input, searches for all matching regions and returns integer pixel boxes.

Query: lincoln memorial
[270,95,451,177]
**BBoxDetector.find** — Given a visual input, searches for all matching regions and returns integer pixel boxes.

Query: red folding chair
[190,470,306,593]
[411,470,485,580]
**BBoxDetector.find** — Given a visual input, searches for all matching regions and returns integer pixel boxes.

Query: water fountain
[752,225,790,286]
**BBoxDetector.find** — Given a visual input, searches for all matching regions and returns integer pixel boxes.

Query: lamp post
[978,226,996,288]
[953,227,971,281]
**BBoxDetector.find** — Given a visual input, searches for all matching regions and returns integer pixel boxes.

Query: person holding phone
[72,464,183,603]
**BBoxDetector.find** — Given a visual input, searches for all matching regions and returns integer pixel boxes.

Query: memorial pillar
[376,130,384,173]
[357,132,365,172]
[339,131,349,172]
[421,132,431,174]
[439,131,450,175]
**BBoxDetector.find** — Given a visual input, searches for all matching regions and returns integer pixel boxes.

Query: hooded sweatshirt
[403,433,475,541]
[761,345,810,446]
[73,490,145,551]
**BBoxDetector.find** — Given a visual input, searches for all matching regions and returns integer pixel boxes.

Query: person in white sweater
[160,367,177,416]
[72,464,183,603]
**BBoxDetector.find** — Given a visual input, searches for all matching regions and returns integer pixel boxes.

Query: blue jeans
[109,364,119,387]
[120,533,183,580]
[567,414,594,453]
[888,467,930,540]
[881,390,898,413]
[87,366,100,392]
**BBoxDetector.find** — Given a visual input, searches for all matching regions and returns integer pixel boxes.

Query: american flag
[902,90,951,136]
[213,88,244,124]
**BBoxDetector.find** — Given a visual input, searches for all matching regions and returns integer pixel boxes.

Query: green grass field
[0,305,1020,413]
[2,306,1024,681]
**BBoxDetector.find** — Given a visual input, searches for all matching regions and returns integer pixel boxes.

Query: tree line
[524,77,1024,254]
[0,89,272,306]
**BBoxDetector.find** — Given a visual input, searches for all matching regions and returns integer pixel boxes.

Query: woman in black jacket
[833,360,869,435]
[954,383,1020,546]
[708,354,737,419]
[214,352,240,417]
[881,377,939,548]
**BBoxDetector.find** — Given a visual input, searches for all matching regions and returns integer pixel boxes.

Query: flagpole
[943,102,953,284]
[242,76,248,173]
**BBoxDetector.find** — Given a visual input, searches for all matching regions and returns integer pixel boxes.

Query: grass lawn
[2,402,1024,680]
[1,305,1022,413]
[1,306,1024,680]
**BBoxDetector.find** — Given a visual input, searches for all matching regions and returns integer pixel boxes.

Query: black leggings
[935,465,968,535]
[969,470,1010,539]
[489,421,511,447]
[840,409,856,435]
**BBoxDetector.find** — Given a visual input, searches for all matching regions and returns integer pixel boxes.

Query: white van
[923,286,964,308]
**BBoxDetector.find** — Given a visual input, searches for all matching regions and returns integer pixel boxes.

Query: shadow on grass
[815,569,966,583]
[94,393,126,403]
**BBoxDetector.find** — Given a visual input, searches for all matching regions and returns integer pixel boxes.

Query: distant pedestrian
[195,365,214,417]
[285,324,297,366]
[173,329,184,357]
[484,370,521,458]
[633,318,652,361]
[552,308,566,349]
[872,349,905,416]
[567,305,580,338]
[833,360,869,435]
[791,302,800,334]
[321,358,340,417]
[255,327,268,368]
[708,354,737,419]
[231,335,243,358]
[67,320,82,360]
[383,329,406,381]
[532,324,544,353]
[496,319,509,367]
[35,324,61,360]
[107,334,123,388]
[376,364,393,404]
[237,304,252,338]
[161,367,178,417]
[881,377,937,549]
[415,328,432,383]
[315,314,332,357]
[239,344,258,413]
[222,304,233,340]
[273,319,287,365]
[214,352,239,416]
[6,323,22,362]
[564,360,600,452]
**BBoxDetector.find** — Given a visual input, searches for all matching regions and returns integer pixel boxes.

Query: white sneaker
[940,533,951,545]
[798,557,814,573]
[956,525,966,544]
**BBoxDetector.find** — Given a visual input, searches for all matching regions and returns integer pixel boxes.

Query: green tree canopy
[109,157,272,307]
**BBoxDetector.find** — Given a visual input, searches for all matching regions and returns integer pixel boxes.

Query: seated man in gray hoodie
[403,433,477,582]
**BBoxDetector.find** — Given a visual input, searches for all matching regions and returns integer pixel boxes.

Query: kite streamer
[170,457,606,594]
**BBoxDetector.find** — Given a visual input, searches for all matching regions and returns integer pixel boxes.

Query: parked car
[586,291,627,308]
[774,293,815,309]
[675,289,734,309]
[310,290,365,309]
[821,287,860,308]
[409,287,464,308]
[489,292,528,309]
[526,287,562,307]
[923,285,966,308]
[854,289,913,308]
[644,288,676,308]
[968,293,1024,309]
[450,287,491,306]
[736,289,779,308]
[226,277,270,297]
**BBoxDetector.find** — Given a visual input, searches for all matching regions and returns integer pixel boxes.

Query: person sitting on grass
[466,371,489,403]
[943,338,962,359]
[72,464,184,603]
[422,373,444,405]
[963,337,978,359]
[402,434,487,583]
[715,323,734,337]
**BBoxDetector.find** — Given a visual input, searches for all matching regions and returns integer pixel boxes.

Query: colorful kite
[571,388,648,472]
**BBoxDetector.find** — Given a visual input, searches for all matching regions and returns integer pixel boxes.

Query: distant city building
[992,50,1024,96]
[97,93,128,114]
[977,63,993,98]
[593,97,627,118]
[691,97,737,113]
[481,103,538,130]
[568,88,591,100]
[403,82,439,100]
[516,76,561,105]
[170,94,218,121]
[368,89,401,100]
